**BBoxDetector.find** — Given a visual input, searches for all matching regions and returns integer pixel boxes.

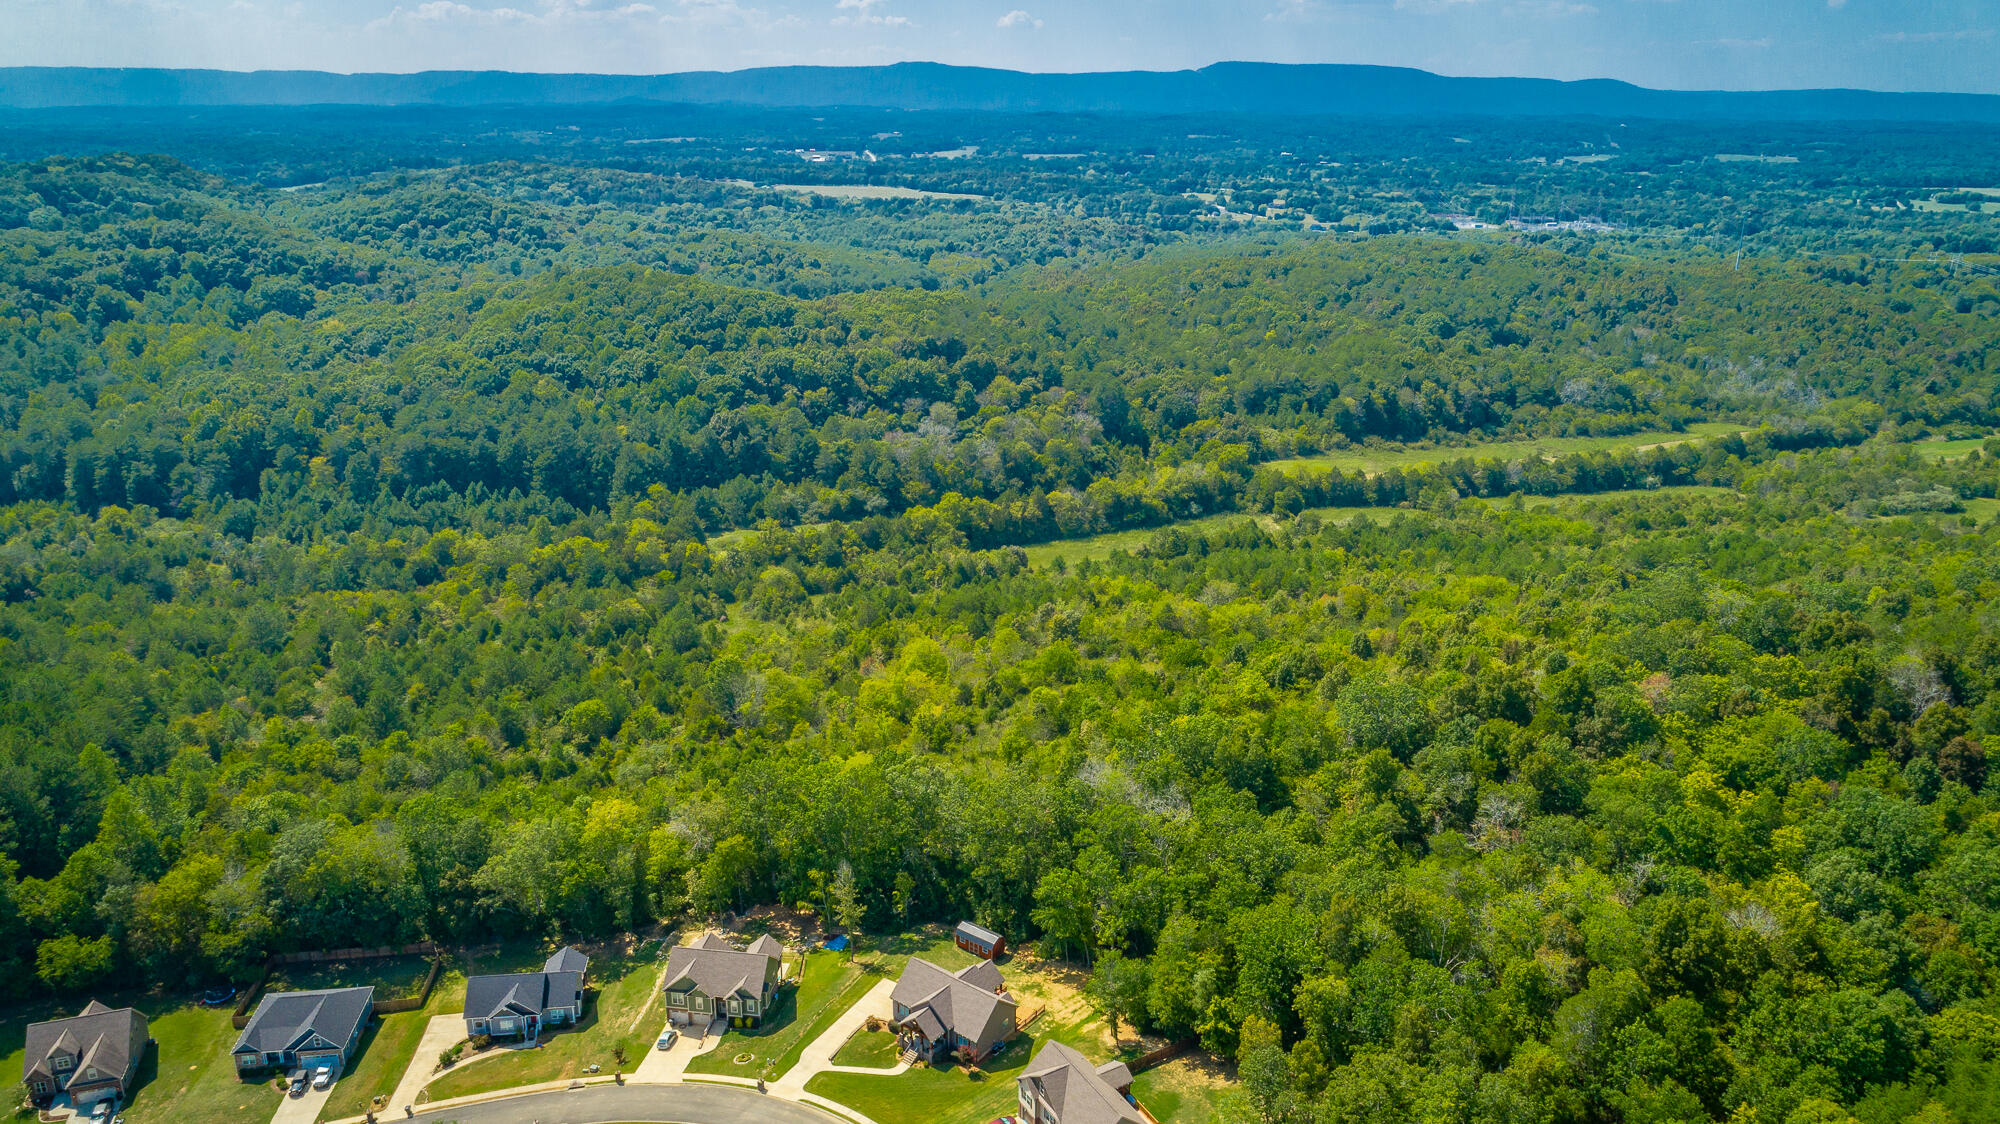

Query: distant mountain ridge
[3,62,1999,122]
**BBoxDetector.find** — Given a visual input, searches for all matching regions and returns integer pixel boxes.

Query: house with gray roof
[1016,1040,1144,1124]
[462,947,589,1040]
[889,956,1017,1064]
[22,1001,149,1111]
[230,986,374,1077]
[662,932,786,1028]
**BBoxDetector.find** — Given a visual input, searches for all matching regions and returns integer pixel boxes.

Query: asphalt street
[404,1082,836,1124]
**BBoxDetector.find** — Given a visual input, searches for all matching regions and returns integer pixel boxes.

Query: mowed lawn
[419,940,663,1102]
[683,945,886,1080]
[830,1028,900,1069]
[0,990,280,1124]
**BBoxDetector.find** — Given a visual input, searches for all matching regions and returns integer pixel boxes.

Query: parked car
[312,1068,332,1090]
[200,986,236,1008]
[288,1072,307,1097]
[656,1029,678,1051]
[88,1103,110,1120]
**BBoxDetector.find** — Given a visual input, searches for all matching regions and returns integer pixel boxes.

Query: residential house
[230,986,375,1077]
[462,946,590,1040]
[22,1001,149,1111]
[1016,1040,1144,1124]
[889,957,1016,1064]
[954,920,1006,960]
[661,932,786,1028]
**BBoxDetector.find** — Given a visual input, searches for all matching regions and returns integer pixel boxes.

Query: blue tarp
[822,935,850,951]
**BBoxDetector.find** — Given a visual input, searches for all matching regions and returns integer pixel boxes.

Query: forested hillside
[3,107,2000,1124]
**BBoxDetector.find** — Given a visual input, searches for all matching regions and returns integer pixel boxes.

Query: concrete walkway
[771,977,902,1095]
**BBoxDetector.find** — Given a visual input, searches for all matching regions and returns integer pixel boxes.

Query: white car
[312,1068,332,1090]
[656,1028,679,1051]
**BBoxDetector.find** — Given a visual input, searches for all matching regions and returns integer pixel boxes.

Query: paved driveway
[389,1014,468,1110]
[631,1015,724,1083]
[269,1078,333,1124]
[772,977,898,1094]
[405,1082,834,1124]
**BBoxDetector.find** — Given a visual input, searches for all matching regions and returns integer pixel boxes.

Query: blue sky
[5,0,1998,93]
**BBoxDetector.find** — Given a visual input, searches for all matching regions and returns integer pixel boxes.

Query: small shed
[954,921,1005,960]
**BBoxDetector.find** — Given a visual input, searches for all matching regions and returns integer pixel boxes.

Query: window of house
[728,998,740,1015]
[52,1055,72,1072]
[266,1053,281,1066]
[32,1081,47,1095]
[668,992,685,1007]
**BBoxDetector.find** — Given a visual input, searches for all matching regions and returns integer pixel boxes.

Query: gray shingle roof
[232,987,374,1058]
[956,959,1004,993]
[543,946,589,977]
[662,934,780,1003]
[1019,1040,1143,1124]
[24,1002,148,1086]
[955,920,1003,946]
[890,958,1016,1048]
[463,970,583,1021]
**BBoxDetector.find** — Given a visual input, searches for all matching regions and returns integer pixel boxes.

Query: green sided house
[22,1001,150,1113]
[662,932,786,1029]
[231,986,375,1078]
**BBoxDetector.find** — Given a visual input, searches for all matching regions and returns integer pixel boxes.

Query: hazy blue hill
[4,61,2000,121]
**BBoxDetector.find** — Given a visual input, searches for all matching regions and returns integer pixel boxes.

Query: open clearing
[768,184,985,201]
[1264,421,1747,477]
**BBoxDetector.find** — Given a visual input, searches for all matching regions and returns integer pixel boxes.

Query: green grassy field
[1263,421,1748,477]
[1130,1058,1245,1124]
[1021,507,1378,568]
[419,941,664,1102]
[830,1028,901,1069]
[268,957,435,1003]
[1911,435,1997,461]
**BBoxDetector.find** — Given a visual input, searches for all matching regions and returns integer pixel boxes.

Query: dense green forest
[4,106,2000,1123]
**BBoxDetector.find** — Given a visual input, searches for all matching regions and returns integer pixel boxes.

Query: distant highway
[404,1083,836,1124]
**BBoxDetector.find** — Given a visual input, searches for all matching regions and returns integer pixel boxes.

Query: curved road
[405,1083,836,1124]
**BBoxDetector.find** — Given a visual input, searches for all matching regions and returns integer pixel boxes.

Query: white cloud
[996,9,1041,29]
[833,0,909,27]
[1392,0,1481,12]
[365,0,657,32]
[1505,0,1596,16]
[1875,28,1992,44]
[1826,0,1847,8]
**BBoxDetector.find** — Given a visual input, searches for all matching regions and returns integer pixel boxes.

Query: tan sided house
[1017,1040,1143,1124]
[662,933,786,1028]
[889,956,1016,1063]
[22,1001,149,1113]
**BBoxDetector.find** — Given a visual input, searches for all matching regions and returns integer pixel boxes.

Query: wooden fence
[231,944,445,1027]
[229,963,273,1030]
[1128,1039,1196,1074]
[271,942,438,965]
[372,957,445,1016]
